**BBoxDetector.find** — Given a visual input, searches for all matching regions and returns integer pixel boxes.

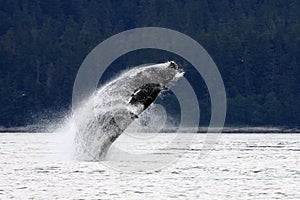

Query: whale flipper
[129,83,162,110]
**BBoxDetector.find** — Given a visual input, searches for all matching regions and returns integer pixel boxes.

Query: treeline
[0,0,299,127]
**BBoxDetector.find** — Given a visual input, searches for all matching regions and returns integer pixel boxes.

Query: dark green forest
[0,0,299,127]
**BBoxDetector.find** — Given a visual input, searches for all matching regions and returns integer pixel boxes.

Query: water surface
[0,133,299,199]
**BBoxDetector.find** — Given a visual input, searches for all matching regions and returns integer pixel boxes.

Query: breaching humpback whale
[74,61,183,160]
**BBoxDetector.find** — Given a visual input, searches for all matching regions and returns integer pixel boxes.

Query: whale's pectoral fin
[129,83,162,108]
[143,96,154,109]
[130,112,138,119]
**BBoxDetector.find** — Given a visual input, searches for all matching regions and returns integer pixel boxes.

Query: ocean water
[0,133,299,199]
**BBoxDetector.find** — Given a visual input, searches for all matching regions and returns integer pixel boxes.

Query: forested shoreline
[0,0,299,127]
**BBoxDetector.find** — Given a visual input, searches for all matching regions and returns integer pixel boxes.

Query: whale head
[127,61,183,88]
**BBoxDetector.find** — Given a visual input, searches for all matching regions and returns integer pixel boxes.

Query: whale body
[74,61,183,160]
